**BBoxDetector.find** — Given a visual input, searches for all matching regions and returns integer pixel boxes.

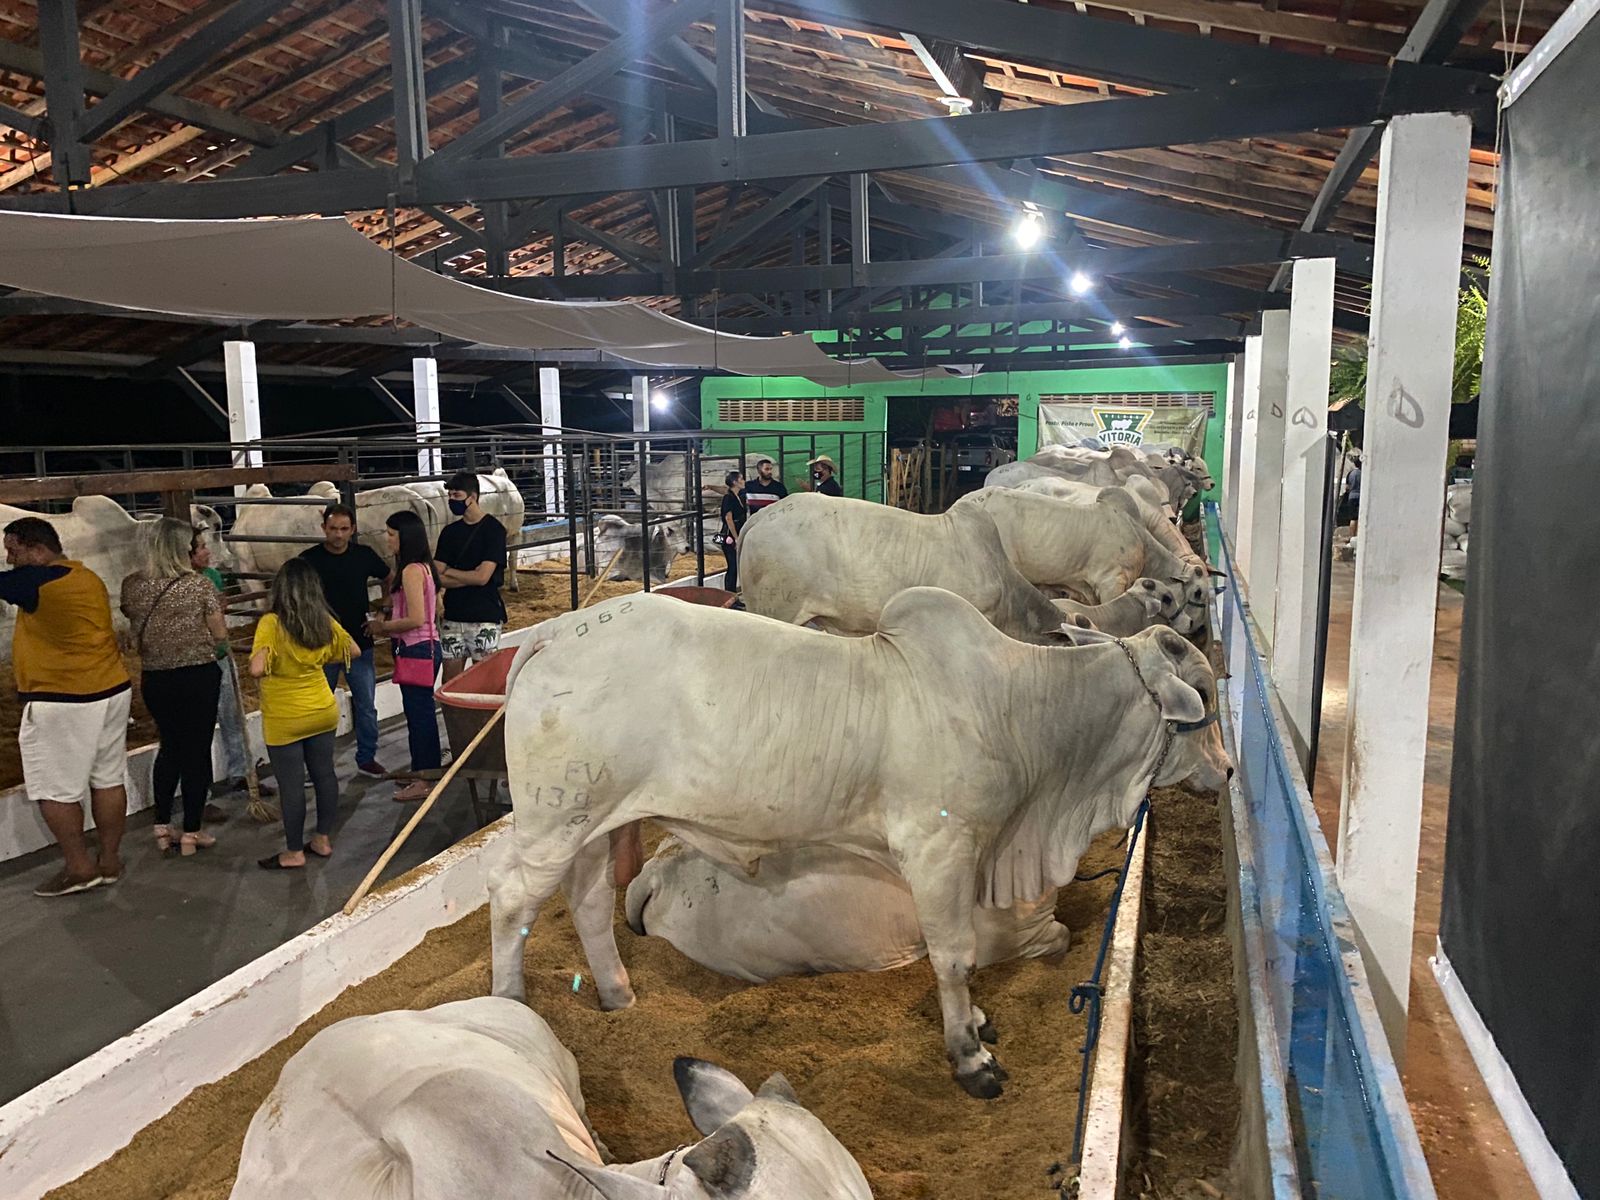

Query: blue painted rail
[1208,503,1437,1200]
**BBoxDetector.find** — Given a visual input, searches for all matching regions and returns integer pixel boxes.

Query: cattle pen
[0,486,1430,1200]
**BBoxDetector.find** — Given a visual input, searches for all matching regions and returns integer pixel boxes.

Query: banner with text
[1038,400,1208,456]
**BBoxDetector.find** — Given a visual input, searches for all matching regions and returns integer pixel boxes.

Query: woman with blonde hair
[251,558,357,870]
[121,517,228,856]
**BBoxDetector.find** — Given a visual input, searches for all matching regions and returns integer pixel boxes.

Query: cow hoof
[955,1065,1005,1100]
[598,987,637,1012]
[978,1020,999,1045]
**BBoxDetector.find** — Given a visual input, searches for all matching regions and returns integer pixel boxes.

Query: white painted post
[1337,112,1471,1060]
[224,341,262,498]
[631,373,651,432]
[1246,308,1291,651]
[412,357,442,479]
[1221,356,1243,540]
[1273,258,1336,758]
[539,366,563,517]
[1232,334,1263,576]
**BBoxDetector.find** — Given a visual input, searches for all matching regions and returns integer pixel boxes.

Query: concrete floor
[0,715,492,1105]
[1310,559,1535,1200]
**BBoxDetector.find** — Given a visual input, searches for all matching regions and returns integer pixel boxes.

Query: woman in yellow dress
[251,558,357,870]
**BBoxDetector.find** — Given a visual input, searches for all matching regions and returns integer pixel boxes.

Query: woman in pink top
[366,511,441,802]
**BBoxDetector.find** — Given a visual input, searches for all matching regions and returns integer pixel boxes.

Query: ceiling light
[1118,335,1133,350]
[1012,210,1044,251]
[650,394,670,412]
[1110,321,1125,336]
[1068,271,1093,296]
[941,96,973,117]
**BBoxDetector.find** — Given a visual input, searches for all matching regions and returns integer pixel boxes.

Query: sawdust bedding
[45,819,1148,1200]
[0,555,704,792]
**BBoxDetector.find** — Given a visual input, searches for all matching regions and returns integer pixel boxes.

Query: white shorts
[19,689,132,805]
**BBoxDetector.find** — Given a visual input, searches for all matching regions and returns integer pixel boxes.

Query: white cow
[986,458,1170,513]
[0,495,231,654]
[1054,578,1176,637]
[232,996,870,1200]
[409,469,527,590]
[996,445,1207,509]
[593,514,672,583]
[490,588,1230,1097]
[1011,476,1199,567]
[953,488,1207,635]
[625,837,1070,982]
[228,481,435,579]
[738,493,1067,643]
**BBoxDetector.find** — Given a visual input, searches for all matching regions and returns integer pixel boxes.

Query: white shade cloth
[0,212,970,387]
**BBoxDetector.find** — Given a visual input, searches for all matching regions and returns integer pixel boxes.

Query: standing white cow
[1053,578,1176,637]
[489,588,1230,1097]
[409,469,527,590]
[1010,476,1201,569]
[231,996,871,1200]
[625,837,1070,982]
[738,493,1067,642]
[0,495,232,654]
[228,481,435,580]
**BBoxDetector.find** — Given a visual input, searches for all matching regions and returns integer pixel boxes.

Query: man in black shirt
[808,454,844,497]
[300,504,390,776]
[434,470,509,682]
[743,456,788,515]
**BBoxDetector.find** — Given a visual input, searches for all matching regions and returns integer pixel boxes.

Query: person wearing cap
[744,456,788,514]
[808,455,844,497]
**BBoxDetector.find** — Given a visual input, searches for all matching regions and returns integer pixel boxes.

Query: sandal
[153,824,174,852]
[307,836,333,858]
[393,781,431,803]
[257,854,304,870]
[180,831,217,857]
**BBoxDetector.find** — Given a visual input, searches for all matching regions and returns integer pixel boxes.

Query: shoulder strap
[136,575,186,650]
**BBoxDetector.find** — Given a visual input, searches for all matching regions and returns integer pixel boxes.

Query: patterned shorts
[440,621,502,663]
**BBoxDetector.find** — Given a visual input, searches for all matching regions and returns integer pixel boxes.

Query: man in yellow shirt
[1,517,132,897]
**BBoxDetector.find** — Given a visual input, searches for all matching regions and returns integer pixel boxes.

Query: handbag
[390,567,439,688]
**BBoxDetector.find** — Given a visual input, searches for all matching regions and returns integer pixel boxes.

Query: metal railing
[1210,503,1437,1200]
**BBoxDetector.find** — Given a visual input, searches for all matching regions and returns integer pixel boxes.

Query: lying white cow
[0,495,230,654]
[490,588,1230,1097]
[593,513,672,583]
[232,996,870,1200]
[738,493,1066,642]
[626,837,1069,982]
[1054,578,1175,637]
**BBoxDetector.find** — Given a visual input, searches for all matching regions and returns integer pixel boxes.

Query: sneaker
[393,780,431,803]
[203,803,229,824]
[356,760,386,778]
[34,870,103,898]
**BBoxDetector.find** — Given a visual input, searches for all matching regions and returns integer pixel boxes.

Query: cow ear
[675,1058,754,1135]
[756,1072,801,1105]
[683,1126,758,1197]
[549,1154,662,1198]
[1060,624,1114,645]
[1155,670,1205,723]
[1139,579,1158,591]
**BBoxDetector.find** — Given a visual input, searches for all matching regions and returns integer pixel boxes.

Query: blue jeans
[398,644,443,772]
[324,647,378,766]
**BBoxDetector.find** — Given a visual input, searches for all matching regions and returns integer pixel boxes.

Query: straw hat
[807,454,838,471]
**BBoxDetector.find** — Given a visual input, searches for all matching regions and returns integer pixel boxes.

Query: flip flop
[257,855,305,870]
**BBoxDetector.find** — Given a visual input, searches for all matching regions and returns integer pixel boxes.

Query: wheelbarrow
[435,585,739,826]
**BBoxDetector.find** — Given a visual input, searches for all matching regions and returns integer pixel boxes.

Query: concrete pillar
[539,366,563,517]
[1233,334,1263,576]
[1273,258,1336,760]
[631,373,651,432]
[413,357,442,478]
[224,341,261,497]
[1337,112,1472,1059]
[1221,356,1243,541]
[1245,308,1290,651]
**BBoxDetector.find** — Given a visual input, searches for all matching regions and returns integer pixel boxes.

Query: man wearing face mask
[433,472,508,683]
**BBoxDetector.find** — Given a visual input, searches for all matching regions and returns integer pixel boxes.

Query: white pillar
[1221,356,1243,540]
[1245,308,1290,650]
[1232,334,1264,578]
[1337,112,1471,1059]
[224,341,262,498]
[1273,258,1336,759]
[631,373,651,432]
[413,357,442,478]
[539,366,563,517]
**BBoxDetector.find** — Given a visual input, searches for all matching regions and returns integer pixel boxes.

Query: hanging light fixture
[1110,321,1125,336]
[1012,210,1045,250]
[1068,271,1093,296]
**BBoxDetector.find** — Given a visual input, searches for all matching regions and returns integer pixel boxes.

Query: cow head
[189,503,234,571]
[1163,568,1209,636]
[1132,577,1177,624]
[557,1059,872,1200]
[1138,627,1232,793]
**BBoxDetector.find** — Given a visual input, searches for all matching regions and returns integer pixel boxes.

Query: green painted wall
[701,361,1229,501]
[697,384,888,501]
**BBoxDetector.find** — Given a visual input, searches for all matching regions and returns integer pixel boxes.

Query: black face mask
[448,498,469,516]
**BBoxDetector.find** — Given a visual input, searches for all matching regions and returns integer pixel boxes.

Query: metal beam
[495,383,541,422]
[0,102,43,139]
[170,366,230,432]
[365,377,414,421]
[715,0,747,140]
[689,174,826,267]
[429,0,718,164]
[76,0,284,144]
[36,0,89,186]
[387,0,431,180]
[1269,0,1490,289]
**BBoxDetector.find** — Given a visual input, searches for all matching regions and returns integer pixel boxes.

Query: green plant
[1326,256,1489,406]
